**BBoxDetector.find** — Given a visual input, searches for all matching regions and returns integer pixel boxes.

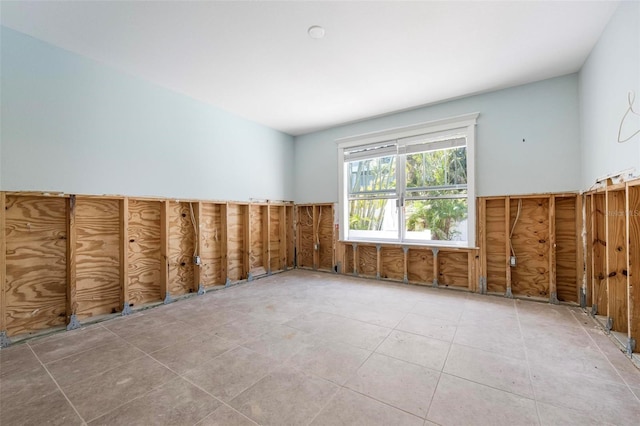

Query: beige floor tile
[46,339,145,387]
[320,299,407,328]
[530,364,640,424]
[241,325,317,362]
[0,364,59,408]
[0,343,40,378]
[29,326,120,363]
[346,352,440,418]
[411,300,465,323]
[230,367,339,425]
[184,346,275,402]
[395,313,458,342]
[453,325,526,360]
[0,389,82,425]
[313,316,392,351]
[62,356,177,421]
[210,316,275,344]
[105,311,178,338]
[197,404,258,426]
[123,320,198,353]
[150,333,237,375]
[537,401,617,426]
[310,388,423,426]
[427,374,538,426]
[289,339,371,385]
[376,330,450,371]
[88,377,220,425]
[444,343,534,398]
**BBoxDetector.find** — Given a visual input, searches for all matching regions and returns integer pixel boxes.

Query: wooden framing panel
[248,204,265,273]
[127,199,162,306]
[343,243,355,274]
[227,203,246,281]
[318,205,334,271]
[75,198,121,319]
[607,189,627,332]
[297,206,314,268]
[407,248,434,285]
[198,203,224,287]
[380,246,404,281]
[592,193,607,314]
[357,245,378,278]
[0,193,5,334]
[120,198,129,311]
[167,202,196,296]
[271,205,286,272]
[66,196,77,324]
[4,196,67,336]
[555,196,578,303]
[286,205,295,269]
[439,251,469,288]
[485,199,507,293]
[628,185,640,347]
[510,198,550,298]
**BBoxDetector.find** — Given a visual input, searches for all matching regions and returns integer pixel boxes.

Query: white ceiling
[0,1,619,136]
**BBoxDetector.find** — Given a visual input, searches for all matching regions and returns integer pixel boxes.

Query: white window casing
[336,112,478,248]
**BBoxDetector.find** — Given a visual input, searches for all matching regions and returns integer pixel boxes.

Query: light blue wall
[294,74,581,203]
[579,1,640,189]
[0,27,294,201]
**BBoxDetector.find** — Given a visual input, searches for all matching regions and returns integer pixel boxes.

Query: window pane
[349,199,398,236]
[405,198,468,241]
[406,147,466,189]
[348,156,396,194]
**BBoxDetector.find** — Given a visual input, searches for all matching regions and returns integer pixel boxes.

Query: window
[337,113,478,247]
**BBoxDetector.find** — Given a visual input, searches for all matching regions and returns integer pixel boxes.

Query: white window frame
[336,113,478,248]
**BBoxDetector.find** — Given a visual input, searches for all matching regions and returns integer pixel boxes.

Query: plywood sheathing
[127,199,162,305]
[4,196,67,336]
[0,192,294,338]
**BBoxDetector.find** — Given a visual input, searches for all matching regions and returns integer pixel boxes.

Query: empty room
[1,1,640,425]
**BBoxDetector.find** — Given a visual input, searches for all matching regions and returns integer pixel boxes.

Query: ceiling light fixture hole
[308,25,325,39]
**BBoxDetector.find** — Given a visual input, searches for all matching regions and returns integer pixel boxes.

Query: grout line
[26,343,88,426]
[577,310,640,403]
[514,300,543,426]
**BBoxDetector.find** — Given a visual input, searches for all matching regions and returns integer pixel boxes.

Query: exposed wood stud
[194,202,204,295]
[353,243,358,276]
[432,247,439,287]
[549,195,558,304]
[120,198,132,314]
[478,197,487,294]
[1,193,7,340]
[505,197,513,298]
[160,201,171,303]
[220,203,229,285]
[402,246,409,284]
[376,244,382,280]
[313,206,319,270]
[263,205,271,274]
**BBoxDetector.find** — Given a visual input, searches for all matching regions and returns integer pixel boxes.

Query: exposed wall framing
[0,192,294,340]
[584,179,640,355]
[477,193,581,304]
[335,240,479,291]
[295,204,335,272]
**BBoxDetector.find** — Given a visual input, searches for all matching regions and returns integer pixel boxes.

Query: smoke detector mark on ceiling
[308,25,325,39]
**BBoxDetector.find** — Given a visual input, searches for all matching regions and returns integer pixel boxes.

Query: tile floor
[1,269,640,425]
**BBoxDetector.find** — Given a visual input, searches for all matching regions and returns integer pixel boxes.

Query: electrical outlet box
[510,256,517,267]
[194,255,201,265]
[314,243,319,251]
